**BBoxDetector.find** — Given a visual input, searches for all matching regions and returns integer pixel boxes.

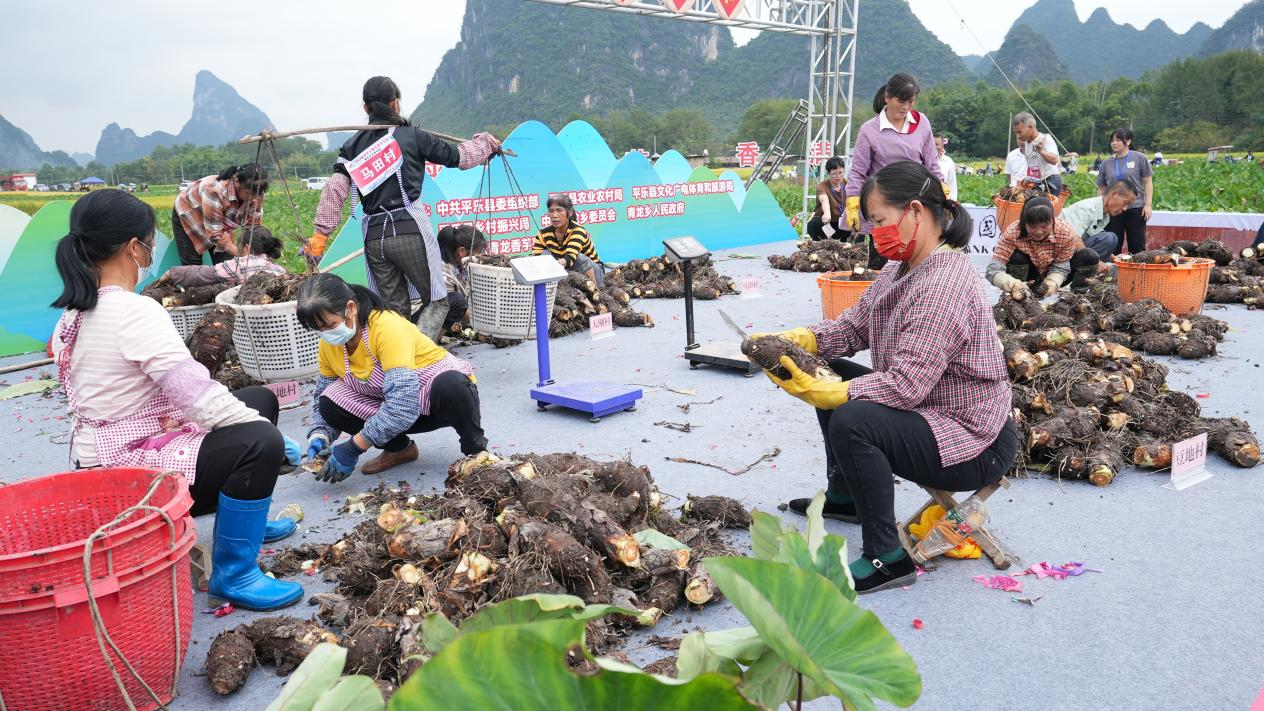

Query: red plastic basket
[0,468,192,601]
[0,522,196,711]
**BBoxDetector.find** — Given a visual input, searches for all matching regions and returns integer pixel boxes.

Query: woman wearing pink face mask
[758,161,1017,595]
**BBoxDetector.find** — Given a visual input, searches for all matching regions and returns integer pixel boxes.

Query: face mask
[871,206,920,261]
[321,312,356,345]
[133,240,153,283]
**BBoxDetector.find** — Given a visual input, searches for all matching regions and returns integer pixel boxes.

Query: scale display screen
[663,236,710,263]
[510,254,569,285]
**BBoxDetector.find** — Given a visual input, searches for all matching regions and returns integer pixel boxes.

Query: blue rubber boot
[263,518,297,543]
[208,493,304,611]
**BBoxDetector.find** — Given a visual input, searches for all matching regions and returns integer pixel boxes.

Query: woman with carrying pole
[305,76,502,341]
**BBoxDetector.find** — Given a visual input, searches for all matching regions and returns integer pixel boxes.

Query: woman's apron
[321,328,473,422]
[339,128,448,333]
[56,287,205,484]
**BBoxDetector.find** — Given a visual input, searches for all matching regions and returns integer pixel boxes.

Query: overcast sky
[0,0,1247,155]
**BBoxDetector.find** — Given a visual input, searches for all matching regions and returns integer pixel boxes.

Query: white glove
[992,271,1024,293]
[822,223,836,238]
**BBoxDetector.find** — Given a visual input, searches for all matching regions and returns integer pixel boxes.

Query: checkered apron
[56,287,205,483]
[321,327,473,419]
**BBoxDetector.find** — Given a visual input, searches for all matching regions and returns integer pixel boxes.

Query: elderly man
[1059,182,1138,262]
[1013,113,1062,195]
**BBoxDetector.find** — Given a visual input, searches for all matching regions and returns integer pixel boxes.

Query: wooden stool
[898,477,1022,571]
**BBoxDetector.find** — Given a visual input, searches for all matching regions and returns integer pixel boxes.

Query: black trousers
[190,386,285,516]
[171,207,229,266]
[814,360,1019,556]
[1006,247,1099,282]
[443,290,469,333]
[1107,206,1147,255]
[806,216,850,241]
[365,228,432,320]
[318,370,488,456]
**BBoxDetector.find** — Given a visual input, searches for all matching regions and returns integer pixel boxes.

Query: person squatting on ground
[307,76,501,340]
[172,164,268,266]
[160,225,287,287]
[437,224,487,336]
[532,193,605,286]
[51,189,305,612]
[806,157,849,240]
[758,161,1018,594]
[988,197,1102,296]
[298,273,488,480]
[1013,113,1063,196]
[1097,127,1154,256]
[1059,181,1140,262]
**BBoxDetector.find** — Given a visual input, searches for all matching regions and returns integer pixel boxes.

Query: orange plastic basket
[993,188,1070,231]
[818,272,875,320]
[1114,257,1214,316]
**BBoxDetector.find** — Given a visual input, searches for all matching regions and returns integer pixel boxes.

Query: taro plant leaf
[704,557,921,711]
[459,593,638,635]
[696,626,768,664]
[417,612,459,655]
[634,528,690,551]
[814,533,856,601]
[740,649,828,710]
[675,631,742,681]
[0,379,57,400]
[749,510,785,561]
[389,619,760,710]
[772,529,816,572]
[804,491,827,558]
[310,675,385,711]
[266,643,348,711]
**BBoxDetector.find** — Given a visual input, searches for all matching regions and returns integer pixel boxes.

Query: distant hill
[962,54,986,73]
[984,24,1072,87]
[411,0,968,137]
[0,114,78,171]
[94,70,272,165]
[1200,0,1264,55]
[1007,0,1211,82]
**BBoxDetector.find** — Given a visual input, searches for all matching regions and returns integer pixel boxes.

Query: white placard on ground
[1165,432,1213,491]
[589,313,614,341]
[265,380,302,409]
[740,276,762,299]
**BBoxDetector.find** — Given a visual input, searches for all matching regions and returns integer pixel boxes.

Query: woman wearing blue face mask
[297,273,488,480]
[50,189,304,612]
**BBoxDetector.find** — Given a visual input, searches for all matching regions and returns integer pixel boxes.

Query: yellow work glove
[304,231,329,260]
[748,327,818,354]
[941,182,951,200]
[844,195,861,232]
[766,355,850,410]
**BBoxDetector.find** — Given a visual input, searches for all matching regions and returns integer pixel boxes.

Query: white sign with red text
[740,276,762,299]
[265,380,302,409]
[346,130,402,195]
[1166,433,1212,490]
[590,312,614,340]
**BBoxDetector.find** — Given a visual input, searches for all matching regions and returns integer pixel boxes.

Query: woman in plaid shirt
[763,161,1018,594]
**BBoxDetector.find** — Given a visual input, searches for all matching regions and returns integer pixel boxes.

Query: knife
[718,309,748,340]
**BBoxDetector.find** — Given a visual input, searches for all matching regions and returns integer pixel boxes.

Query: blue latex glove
[317,438,365,483]
[306,434,329,463]
[282,435,302,467]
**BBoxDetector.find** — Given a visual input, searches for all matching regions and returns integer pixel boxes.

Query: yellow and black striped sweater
[531,225,600,267]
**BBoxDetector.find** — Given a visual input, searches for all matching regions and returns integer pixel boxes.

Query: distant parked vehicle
[127,183,137,191]
[34,184,49,192]
[57,183,71,192]
[304,176,329,191]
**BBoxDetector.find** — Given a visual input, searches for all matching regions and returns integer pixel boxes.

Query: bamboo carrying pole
[0,357,54,375]
[238,125,517,156]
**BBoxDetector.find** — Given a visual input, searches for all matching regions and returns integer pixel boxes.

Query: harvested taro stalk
[186,305,237,376]
[740,335,841,381]
[237,271,308,305]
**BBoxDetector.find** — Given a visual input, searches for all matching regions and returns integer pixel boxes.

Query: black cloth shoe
[854,552,917,595]
[786,497,860,523]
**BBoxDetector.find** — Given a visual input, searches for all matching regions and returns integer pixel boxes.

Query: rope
[942,0,1069,157]
[80,471,185,711]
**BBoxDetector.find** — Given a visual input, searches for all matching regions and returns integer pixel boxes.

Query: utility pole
[1006,112,1012,156]
[1089,120,1095,155]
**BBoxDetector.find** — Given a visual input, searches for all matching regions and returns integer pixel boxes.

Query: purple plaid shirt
[808,249,1010,466]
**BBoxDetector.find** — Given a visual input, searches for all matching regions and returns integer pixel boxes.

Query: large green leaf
[266,643,348,711]
[675,631,741,681]
[696,626,768,664]
[740,650,828,710]
[459,594,640,635]
[634,528,689,551]
[704,557,921,711]
[749,511,784,561]
[417,612,459,656]
[389,619,759,710]
[814,533,856,601]
[804,492,827,558]
[311,675,385,711]
[0,379,57,400]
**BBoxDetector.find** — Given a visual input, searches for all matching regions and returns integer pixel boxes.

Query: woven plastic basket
[166,303,214,340]
[468,262,558,340]
[818,272,875,320]
[0,468,192,601]
[217,286,320,381]
[1115,257,1214,316]
[993,188,1070,231]
[0,522,195,711]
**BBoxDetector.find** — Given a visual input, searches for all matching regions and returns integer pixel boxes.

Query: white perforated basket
[216,286,320,381]
[167,303,215,341]
[467,262,557,340]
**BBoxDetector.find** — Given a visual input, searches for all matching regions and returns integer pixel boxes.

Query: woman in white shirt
[50,189,303,612]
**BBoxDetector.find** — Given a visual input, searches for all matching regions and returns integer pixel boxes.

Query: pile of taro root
[992,185,1059,205]
[1123,239,1264,307]
[605,255,739,300]
[205,452,751,697]
[767,240,881,278]
[993,282,1258,484]
[141,280,232,308]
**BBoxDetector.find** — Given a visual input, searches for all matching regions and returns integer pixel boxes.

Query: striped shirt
[808,249,1011,467]
[166,254,287,287]
[531,224,600,267]
[175,175,263,255]
[992,218,1078,274]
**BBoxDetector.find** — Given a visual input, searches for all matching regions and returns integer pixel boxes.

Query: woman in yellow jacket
[296,273,487,479]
